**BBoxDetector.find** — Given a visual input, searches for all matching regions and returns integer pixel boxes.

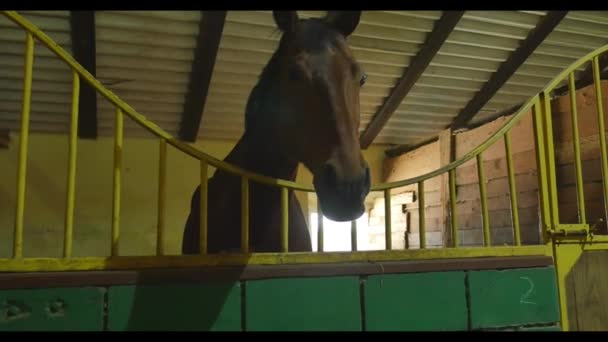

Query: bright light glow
[309,211,370,252]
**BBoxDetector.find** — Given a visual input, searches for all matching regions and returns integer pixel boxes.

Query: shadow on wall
[107,268,247,331]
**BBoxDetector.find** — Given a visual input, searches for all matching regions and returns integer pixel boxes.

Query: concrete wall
[0,132,387,258]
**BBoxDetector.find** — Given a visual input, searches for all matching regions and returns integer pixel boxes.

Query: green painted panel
[364,271,468,331]
[468,266,560,329]
[107,282,241,331]
[0,287,105,331]
[246,276,361,331]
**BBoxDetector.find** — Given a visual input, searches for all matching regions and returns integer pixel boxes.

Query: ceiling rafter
[359,10,465,149]
[69,10,98,139]
[178,11,227,142]
[450,11,569,130]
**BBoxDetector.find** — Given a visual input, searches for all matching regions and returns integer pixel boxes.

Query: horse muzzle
[313,163,371,222]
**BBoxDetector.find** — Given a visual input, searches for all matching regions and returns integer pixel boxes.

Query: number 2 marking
[520,276,536,305]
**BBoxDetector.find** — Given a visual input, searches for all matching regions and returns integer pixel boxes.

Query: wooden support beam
[178,11,227,142]
[359,11,464,149]
[451,11,568,130]
[384,136,439,158]
[0,129,9,149]
[438,129,454,247]
[69,11,98,139]
[553,53,608,97]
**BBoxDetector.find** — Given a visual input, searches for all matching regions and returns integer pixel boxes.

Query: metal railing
[4,10,608,272]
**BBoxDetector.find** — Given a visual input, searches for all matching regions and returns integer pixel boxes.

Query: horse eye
[360,73,367,86]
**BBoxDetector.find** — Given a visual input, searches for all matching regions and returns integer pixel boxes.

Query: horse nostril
[322,163,338,189]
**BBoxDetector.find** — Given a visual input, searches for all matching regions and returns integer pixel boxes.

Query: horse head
[270,11,370,222]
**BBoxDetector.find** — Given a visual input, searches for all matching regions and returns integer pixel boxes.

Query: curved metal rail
[3,10,608,271]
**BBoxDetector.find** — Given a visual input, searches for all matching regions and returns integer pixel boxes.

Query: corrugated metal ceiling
[1,10,608,147]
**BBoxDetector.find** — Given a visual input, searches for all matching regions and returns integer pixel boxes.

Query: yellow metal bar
[13,33,34,259]
[418,181,426,249]
[317,200,324,252]
[532,100,552,240]
[241,177,249,254]
[552,242,583,331]
[0,11,549,196]
[592,56,608,223]
[351,220,357,252]
[504,133,521,246]
[477,154,491,246]
[449,169,458,247]
[281,187,289,253]
[64,71,79,258]
[0,245,551,272]
[111,108,123,257]
[568,72,587,224]
[199,160,208,255]
[156,139,167,256]
[384,189,392,250]
[542,92,560,227]
[0,11,571,197]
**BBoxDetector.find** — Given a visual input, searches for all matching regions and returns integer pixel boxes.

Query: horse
[182,11,371,255]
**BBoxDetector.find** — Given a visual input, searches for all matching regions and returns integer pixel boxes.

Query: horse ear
[325,11,361,37]
[273,11,299,33]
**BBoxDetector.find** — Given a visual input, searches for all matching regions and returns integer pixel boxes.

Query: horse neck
[224,130,299,183]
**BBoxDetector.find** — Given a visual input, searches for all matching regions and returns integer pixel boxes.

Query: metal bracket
[589,218,604,238]
[548,228,588,237]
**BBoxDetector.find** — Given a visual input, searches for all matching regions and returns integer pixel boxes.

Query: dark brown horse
[182,11,370,255]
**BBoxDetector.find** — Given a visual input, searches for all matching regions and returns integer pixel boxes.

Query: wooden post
[438,128,454,247]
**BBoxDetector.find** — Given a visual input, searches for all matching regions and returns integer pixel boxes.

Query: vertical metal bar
[593,56,608,223]
[156,139,167,256]
[532,99,552,240]
[199,160,208,255]
[504,132,521,246]
[418,181,426,249]
[64,71,79,258]
[542,91,560,227]
[449,169,458,247]
[317,200,324,252]
[568,72,587,224]
[111,108,123,257]
[281,187,289,253]
[241,177,249,254]
[384,189,392,250]
[351,220,357,252]
[477,153,491,246]
[13,33,34,259]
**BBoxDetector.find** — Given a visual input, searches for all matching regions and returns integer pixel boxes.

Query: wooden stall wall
[378,81,608,247]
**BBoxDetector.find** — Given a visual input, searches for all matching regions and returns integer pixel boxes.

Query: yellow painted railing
[4,10,608,273]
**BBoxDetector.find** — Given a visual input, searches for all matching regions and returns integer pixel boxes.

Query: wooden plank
[178,11,226,142]
[69,11,98,139]
[0,256,554,290]
[0,287,105,331]
[385,136,439,158]
[569,250,608,331]
[106,282,241,331]
[245,276,361,331]
[359,11,464,148]
[365,271,467,331]
[451,11,568,129]
[456,206,539,231]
